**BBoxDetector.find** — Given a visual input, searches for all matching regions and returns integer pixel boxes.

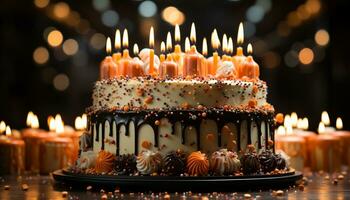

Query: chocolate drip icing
[90,109,275,155]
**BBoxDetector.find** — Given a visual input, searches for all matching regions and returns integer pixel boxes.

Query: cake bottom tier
[89,109,275,156]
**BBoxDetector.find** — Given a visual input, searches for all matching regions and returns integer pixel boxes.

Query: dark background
[0,0,349,131]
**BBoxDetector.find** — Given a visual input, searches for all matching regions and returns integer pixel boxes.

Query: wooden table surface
[0,171,349,200]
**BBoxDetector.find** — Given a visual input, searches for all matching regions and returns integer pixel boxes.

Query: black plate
[52,169,303,191]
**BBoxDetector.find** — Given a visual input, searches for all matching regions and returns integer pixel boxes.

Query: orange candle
[183,46,203,77]
[309,122,341,172]
[232,22,246,77]
[159,54,178,78]
[117,30,133,77]
[331,117,350,167]
[149,27,155,75]
[160,41,165,63]
[100,37,117,80]
[0,127,25,175]
[209,29,220,75]
[125,44,144,77]
[200,38,208,77]
[112,29,122,65]
[239,44,260,79]
[173,24,183,76]
[221,34,228,61]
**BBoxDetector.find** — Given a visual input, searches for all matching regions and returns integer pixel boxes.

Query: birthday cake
[73,23,288,177]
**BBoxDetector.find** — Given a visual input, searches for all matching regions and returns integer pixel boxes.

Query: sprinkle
[62,191,68,197]
[21,184,29,191]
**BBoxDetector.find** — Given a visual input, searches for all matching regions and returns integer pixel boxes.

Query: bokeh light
[33,46,49,65]
[34,0,50,8]
[138,1,157,18]
[284,50,299,68]
[243,21,256,38]
[256,0,272,13]
[299,48,314,65]
[53,74,70,91]
[305,0,321,14]
[101,10,119,27]
[53,2,70,19]
[92,0,110,12]
[162,6,185,25]
[62,39,79,56]
[246,5,265,23]
[262,51,281,68]
[314,29,329,46]
[90,33,106,50]
[47,30,63,47]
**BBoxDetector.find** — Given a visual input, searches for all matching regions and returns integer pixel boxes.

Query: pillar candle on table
[309,122,341,172]
[22,112,50,173]
[275,125,306,171]
[112,29,122,64]
[0,127,25,175]
[100,37,117,79]
[331,117,350,167]
[321,111,336,133]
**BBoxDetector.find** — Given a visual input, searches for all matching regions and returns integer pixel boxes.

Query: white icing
[138,48,160,73]
[77,151,97,169]
[215,61,236,78]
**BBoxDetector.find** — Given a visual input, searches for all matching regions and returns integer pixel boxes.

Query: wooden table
[0,172,349,199]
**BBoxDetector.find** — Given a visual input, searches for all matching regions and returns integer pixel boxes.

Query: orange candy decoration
[186,151,209,176]
[95,150,115,173]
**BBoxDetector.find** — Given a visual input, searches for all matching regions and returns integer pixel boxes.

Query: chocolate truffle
[114,154,137,175]
[241,146,260,175]
[258,150,277,173]
[163,150,186,176]
[275,153,287,170]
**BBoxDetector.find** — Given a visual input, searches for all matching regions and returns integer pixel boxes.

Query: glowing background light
[53,2,70,19]
[34,0,50,8]
[315,29,329,46]
[138,1,157,18]
[284,50,299,67]
[92,0,110,11]
[62,39,79,56]
[299,48,314,65]
[53,73,70,91]
[47,30,63,47]
[162,6,185,25]
[90,33,106,50]
[33,46,49,64]
[101,10,119,27]
[246,5,265,23]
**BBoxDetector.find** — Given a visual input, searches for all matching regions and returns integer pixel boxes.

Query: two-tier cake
[72,23,288,177]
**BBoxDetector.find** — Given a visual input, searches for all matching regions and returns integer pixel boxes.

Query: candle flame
[149,26,154,48]
[336,117,343,130]
[75,116,83,130]
[106,37,112,54]
[166,32,172,51]
[175,24,181,43]
[318,122,326,134]
[5,126,11,137]
[133,43,139,55]
[55,114,64,134]
[115,29,121,50]
[31,114,39,129]
[81,114,87,129]
[228,37,233,54]
[0,121,6,133]
[190,22,196,44]
[48,116,56,131]
[247,43,253,54]
[202,37,208,56]
[222,34,228,53]
[160,41,165,53]
[321,111,330,126]
[237,22,244,45]
[26,111,34,127]
[297,118,303,129]
[211,29,220,50]
[291,112,298,128]
[303,117,309,130]
[185,37,190,52]
[276,125,286,136]
[284,114,291,128]
[122,29,129,48]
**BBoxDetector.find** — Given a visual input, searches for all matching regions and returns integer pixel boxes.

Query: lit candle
[100,37,117,79]
[275,120,306,171]
[117,29,132,77]
[160,41,166,63]
[228,37,233,58]
[125,44,144,77]
[0,127,25,175]
[209,29,220,75]
[200,37,208,77]
[173,24,183,76]
[40,116,73,174]
[221,34,228,61]
[309,122,341,172]
[239,43,259,79]
[183,23,203,77]
[321,111,335,133]
[232,22,247,78]
[112,29,122,64]
[22,112,50,173]
[0,121,6,135]
[160,36,178,78]
[331,117,350,167]
[185,37,190,53]
[149,26,155,76]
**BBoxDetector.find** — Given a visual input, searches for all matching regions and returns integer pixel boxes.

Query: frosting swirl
[187,151,209,176]
[114,154,137,175]
[136,150,163,175]
[215,61,236,79]
[258,150,277,173]
[241,151,261,175]
[95,150,115,173]
[139,48,160,74]
[76,150,97,170]
[163,150,186,176]
[210,149,240,175]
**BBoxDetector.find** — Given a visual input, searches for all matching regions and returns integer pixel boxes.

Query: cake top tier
[99,23,261,81]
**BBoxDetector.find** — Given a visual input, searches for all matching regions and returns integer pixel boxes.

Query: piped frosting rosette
[76,150,97,170]
[210,149,241,175]
[139,48,160,74]
[95,150,115,173]
[186,151,209,176]
[215,61,237,79]
[136,150,163,175]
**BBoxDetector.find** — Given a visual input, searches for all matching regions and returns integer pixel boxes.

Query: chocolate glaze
[89,108,275,155]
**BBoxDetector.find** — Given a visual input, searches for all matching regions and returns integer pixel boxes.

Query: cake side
[90,78,269,113]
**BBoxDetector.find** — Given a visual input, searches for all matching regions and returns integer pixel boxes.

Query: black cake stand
[52,169,303,191]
